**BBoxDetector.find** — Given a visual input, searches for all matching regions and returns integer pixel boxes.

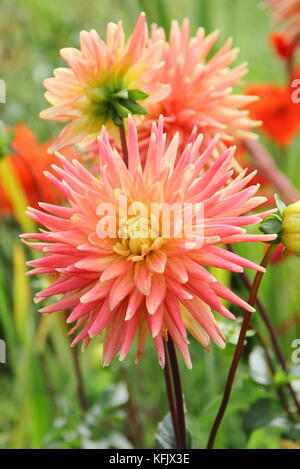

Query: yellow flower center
[113,214,164,261]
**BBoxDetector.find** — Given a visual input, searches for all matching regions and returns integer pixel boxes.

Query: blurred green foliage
[0,0,300,449]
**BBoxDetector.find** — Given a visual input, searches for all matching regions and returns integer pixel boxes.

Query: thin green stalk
[238,269,300,418]
[163,341,181,447]
[65,313,88,412]
[207,244,276,449]
[70,345,88,413]
[228,243,300,419]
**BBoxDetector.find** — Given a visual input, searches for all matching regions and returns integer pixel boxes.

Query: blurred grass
[0,0,300,449]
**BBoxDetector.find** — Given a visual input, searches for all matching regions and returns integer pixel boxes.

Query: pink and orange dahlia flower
[137,19,260,154]
[40,13,169,152]
[22,118,275,368]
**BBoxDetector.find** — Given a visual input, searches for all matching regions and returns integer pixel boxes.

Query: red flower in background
[270,31,297,61]
[245,84,300,146]
[0,124,80,215]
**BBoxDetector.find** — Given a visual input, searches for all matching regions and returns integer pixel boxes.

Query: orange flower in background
[245,84,300,147]
[0,124,80,215]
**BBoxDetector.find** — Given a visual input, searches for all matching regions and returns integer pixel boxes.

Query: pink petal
[146,274,166,315]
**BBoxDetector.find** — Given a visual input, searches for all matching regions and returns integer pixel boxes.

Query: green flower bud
[282,200,300,256]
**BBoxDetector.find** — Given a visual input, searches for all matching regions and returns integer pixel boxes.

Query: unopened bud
[282,201,300,256]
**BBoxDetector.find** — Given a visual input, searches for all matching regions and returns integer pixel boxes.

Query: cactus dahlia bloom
[137,20,260,155]
[40,13,169,153]
[265,0,300,42]
[22,118,275,368]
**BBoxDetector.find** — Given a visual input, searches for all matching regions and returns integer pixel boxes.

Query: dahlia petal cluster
[137,19,260,154]
[40,13,170,152]
[265,0,300,42]
[23,118,275,368]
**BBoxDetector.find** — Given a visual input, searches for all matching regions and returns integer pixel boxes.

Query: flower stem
[163,337,188,449]
[244,139,300,205]
[227,244,300,419]
[71,345,89,413]
[119,121,129,167]
[65,312,88,412]
[167,338,187,449]
[206,244,276,449]
[163,342,180,446]
[286,34,299,82]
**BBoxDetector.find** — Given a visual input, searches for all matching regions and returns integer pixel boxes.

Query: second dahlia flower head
[23,117,276,368]
[40,13,170,152]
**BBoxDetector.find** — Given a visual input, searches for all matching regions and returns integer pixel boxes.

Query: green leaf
[155,413,177,449]
[120,99,147,115]
[127,89,149,101]
[259,214,282,243]
[244,399,280,435]
[218,318,255,346]
[273,372,300,385]
[13,243,31,345]
[260,215,282,234]
[274,194,286,217]
[112,101,129,118]
[111,89,129,100]
[246,427,282,449]
[110,108,122,127]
